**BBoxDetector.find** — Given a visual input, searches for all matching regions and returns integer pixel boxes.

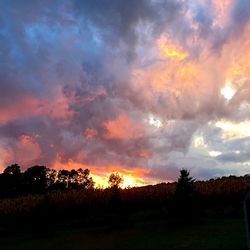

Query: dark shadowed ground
[0,218,246,250]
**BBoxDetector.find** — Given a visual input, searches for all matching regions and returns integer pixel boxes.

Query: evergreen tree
[175,169,195,200]
[173,169,197,219]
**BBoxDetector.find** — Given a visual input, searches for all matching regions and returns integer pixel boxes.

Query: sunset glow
[90,171,147,189]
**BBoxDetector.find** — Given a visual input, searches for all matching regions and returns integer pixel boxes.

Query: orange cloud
[102,114,144,140]
[131,25,250,119]
[157,36,188,61]
[84,128,98,139]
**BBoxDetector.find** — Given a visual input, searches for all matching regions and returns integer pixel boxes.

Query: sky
[1,0,250,187]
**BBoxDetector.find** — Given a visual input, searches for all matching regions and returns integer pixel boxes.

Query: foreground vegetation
[0,164,249,249]
[0,170,248,233]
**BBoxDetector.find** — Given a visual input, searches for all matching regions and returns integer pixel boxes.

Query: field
[0,218,246,250]
[0,173,249,250]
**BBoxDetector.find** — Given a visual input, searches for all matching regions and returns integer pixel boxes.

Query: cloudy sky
[1,0,250,186]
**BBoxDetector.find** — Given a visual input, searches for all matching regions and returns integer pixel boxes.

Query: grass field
[0,218,247,250]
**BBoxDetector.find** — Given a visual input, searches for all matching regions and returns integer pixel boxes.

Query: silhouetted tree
[175,169,195,200]
[3,163,21,175]
[77,168,95,189]
[46,168,57,189]
[56,169,71,189]
[108,172,124,207]
[68,169,78,189]
[108,172,124,189]
[23,165,47,193]
[0,164,22,197]
[173,169,197,219]
[50,168,95,190]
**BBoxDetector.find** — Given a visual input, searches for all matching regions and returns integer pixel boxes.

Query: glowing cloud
[215,120,250,139]
[84,128,98,139]
[193,136,207,149]
[157,36,188,61]
[15,134,42,167]
[102,114,144,140]
[209,151,222,157]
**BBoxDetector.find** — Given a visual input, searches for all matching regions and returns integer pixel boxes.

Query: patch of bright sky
[220,80,236,100]
[148,115,163,128]
[192,135,208,149]
[190,128,222,158]
[91,173,146,189]
[208,151,222,157]
[190,119,250,158]
[146,114,163,129]
[215,120,250,139]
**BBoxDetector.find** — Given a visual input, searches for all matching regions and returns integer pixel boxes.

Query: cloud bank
[1,0,250,184]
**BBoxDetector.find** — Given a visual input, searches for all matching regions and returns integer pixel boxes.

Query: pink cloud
[102,114,145,140]
[84,128,98,139]
[14,134,42,167]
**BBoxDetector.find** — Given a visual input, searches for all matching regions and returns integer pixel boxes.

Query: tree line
[0,163,97,198]
[1,163,250,201]
[0,166,249,234]
[0,163,126,198]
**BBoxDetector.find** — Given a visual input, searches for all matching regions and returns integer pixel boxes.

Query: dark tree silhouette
[69,169,78,189]
[3,163,21,175]
[57,169,71,189]
[23,165,47,193]
[108,172,124,207]
[0,163,95,197]
[0,164,22,197]
[173,169,197,219]
[77,168,94,189]
[108,172,124,189]
[175,169,195,199]
[55,168,94,189]
[46,168,57,188]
